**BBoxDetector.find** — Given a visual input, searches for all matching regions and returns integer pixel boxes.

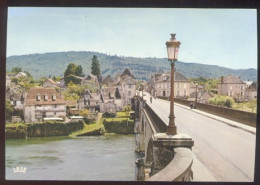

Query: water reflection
[6,134,143,181]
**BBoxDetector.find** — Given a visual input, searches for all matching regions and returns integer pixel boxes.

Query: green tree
[75,65,84,77]
[91,55,101,81]
[11,67,22,73]
[64,63,84,85]
[64,63,78,78]
[5,101,14,121]
[208,95,235,108]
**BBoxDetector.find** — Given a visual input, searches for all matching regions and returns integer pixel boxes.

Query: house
[102,75,115,87]
[218,75,246,101]
[100,101,117,113]
[24,87,66,122]
[101,87,122,111]
[190,82,204,99]
[154,71,191,98]
[81,74,99,86]
[6,75,11,87]
[244,81,257,100]
[59,78,66,88]
[43,79,59,88]
[78,89,102,112]
[5,86,25,110]
[150,70,165,95]
[14,72,27,78]
[115,69,136,105]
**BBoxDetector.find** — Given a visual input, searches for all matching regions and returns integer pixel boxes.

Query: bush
[103,118,134,134]
[6,123,27,139]
[209,95,234,108]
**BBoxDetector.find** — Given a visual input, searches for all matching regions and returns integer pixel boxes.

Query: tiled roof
[221,75,245,84]
[45,78,57,84]
[156,71,189,82]
[25,87,65,106]
[102,75,114,83]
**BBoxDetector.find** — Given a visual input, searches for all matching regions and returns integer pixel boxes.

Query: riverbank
[6,109,135,139]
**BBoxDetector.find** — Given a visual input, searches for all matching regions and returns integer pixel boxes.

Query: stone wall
[27,121,84,137]
[159,96,256,127]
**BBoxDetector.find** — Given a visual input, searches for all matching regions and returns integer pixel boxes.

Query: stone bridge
[133,95,194,181]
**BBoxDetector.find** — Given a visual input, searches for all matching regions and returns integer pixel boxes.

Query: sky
[7,8,257,69]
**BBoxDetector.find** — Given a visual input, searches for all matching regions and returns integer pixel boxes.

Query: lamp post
[166,34,181,135]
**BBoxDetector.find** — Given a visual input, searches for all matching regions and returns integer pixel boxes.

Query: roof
[66,100,77,107]
[102,75,114,84]
[45,78,57,85]
[121,68,134,78]
[156,71,189,82]
[220,75,245,84]
[25,87,66,106]
[244,81,253,86]
[15,72,27,77]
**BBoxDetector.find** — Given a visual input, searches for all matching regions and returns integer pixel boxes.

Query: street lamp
[166,33,181,135]
[195,82,198,107]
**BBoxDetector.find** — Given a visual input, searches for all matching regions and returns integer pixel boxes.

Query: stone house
[199,92,213,104]
[43,78,59,88]
[24,88,66,122]
[244,81,257,100]
[78,89,102,112]
[154,71,191,98]
[150,70,165,95]
[81,74,99,86]
[6,86,25,110]
[59,78,66,88]
[6,75,11,87]
[100,101,117,113]
[115,69,136,105]
[218,75,246,101]
[102,75,115,87]
[101,87,122,111]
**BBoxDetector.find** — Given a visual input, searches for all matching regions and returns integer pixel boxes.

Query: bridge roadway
[143,93,256,182]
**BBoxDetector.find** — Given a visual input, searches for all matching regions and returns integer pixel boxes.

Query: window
[37,94,41,101]
[230,91,233,96]
[54,112,56,115]
[184,83,186,89]
[184,91,186,96]
[177,83,180,88]
[177,91,180,96]
[128,91,131,96]
[241,86,244,90]
[241,92,243,96]
[129,84,131,88]
[53,104,57,108]
[44,95,48,101]
[167,83,170,88]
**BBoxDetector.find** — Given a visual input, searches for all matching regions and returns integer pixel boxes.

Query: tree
[64,63,78,78]
[11,67,22,73]
[64,63,84,85]
[91,55,101,81]
[5,101,14,121]
[75,65,84,77]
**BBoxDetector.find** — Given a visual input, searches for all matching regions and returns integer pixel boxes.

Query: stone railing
[144,101,167,133]
[158,96,256,127]
[135,99,193,182]
[147,147,193,181]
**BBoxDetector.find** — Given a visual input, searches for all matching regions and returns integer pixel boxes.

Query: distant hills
[6,51,257,81]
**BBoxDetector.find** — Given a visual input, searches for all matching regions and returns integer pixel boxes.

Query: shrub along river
[6,134,142,180]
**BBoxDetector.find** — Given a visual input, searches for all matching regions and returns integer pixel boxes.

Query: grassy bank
[69,113,104,137]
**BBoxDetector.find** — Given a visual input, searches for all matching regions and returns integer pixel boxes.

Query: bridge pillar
[135,158,145,180]
[151,133,194,175]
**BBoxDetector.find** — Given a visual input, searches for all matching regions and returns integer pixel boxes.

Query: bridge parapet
[133,96,194,181]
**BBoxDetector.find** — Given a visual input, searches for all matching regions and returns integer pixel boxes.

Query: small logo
[13,166,26,173]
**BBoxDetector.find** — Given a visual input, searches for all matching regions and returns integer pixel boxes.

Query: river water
[6,134,142,181]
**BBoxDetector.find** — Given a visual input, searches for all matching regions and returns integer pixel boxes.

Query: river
[6,134,142,181]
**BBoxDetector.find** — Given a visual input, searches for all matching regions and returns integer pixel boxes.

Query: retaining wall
[159,96,256,127]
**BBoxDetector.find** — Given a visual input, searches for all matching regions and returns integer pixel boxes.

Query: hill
[6,51,257,81]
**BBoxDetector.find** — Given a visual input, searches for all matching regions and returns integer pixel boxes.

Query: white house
[24,88,66,122]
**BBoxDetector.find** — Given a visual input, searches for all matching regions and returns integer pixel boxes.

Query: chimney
[221,76,224,83]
